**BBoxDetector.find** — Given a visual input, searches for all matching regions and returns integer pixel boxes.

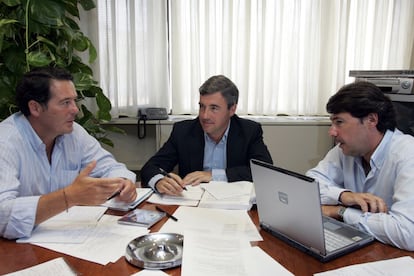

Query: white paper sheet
[201,181,253,199]
[4,257,77,276]
[198,190,253,210]
[314,256,414,276]
[34,215,149,265]
[102,188,153,211]
[17,206,107,244]
[181,231,293,276]
[181,230,252,276]
[146,185,204,206]
[244,247,294,276]
[159,206,262,242]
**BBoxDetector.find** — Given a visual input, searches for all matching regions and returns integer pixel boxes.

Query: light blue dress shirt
[203,126,229,182]
[148,124,230,190]
[0,113,136,239]
[306,129,414,251]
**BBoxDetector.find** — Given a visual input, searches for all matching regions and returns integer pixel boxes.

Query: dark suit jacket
[140,115,273,186]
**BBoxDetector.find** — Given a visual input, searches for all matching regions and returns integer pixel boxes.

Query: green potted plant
[0,0,120,146]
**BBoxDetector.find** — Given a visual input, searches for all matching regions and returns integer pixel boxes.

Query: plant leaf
[1,0,20,7]
[96,88,112,112]
[86,38,97,63]
[98,137,114,147]
[103,125,126,135]
[29,0,65,26]
[27,51,53,67]
[0,19,18,28]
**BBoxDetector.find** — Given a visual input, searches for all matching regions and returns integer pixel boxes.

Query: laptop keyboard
[324,229,354,252]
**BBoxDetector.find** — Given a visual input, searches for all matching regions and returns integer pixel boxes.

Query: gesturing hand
[65,160,127,206]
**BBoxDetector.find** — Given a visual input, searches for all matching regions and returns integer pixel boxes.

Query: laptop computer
[250,159,374,262]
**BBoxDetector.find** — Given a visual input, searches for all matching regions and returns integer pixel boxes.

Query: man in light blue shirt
[307,81,414,251]
[0,67,137,239]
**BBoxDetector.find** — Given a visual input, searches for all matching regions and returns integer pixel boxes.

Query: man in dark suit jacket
[140,75,273,195]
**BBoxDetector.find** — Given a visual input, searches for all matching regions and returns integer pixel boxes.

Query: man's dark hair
[15,67,74,116]
[327,81,396,133]
[199,75,239,109]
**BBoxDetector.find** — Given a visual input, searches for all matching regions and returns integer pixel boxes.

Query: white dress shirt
[307,129,414,251]
[0,113,135,239]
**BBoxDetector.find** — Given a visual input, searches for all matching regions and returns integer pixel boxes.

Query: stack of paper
[17,206,107,244]
[198,181,254,210]
[159,206,262,241]
[181,231,293,276]
[17,206,149,265]
[147,186,204,206]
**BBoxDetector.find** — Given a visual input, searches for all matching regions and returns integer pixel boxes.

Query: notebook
[250,159,374,262]
[102,188,154,211]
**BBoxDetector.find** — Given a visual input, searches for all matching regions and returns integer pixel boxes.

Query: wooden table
[1,203,413,276]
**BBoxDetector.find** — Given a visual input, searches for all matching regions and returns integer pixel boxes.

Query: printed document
[181,231,293,276]
[147,185,204,206]
[3,257,77,276]
[159,206,262,242]
[200,181,253,199]
[17,206,107,244]
[33,214,149,265]
[314,256,414,275]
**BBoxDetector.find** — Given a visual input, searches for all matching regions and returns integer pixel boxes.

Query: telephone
[137,107,168,139]
[138,107,168,120]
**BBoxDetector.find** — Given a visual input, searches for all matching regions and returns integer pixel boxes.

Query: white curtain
[81,0,169,117]
[81,0,414,117]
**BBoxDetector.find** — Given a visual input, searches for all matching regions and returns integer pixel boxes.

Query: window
[81,0,414,117]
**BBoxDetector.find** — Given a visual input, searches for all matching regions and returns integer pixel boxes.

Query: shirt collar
[15,112,44,150]
[204,121,231,144]
[370,129,394,170]
[15,112,65,150]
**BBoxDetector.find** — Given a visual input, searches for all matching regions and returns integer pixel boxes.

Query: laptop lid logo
[278,191,289,205]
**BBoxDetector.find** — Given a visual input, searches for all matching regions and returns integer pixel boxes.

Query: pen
[107,190,121,201]
[156,206,178,221]
[159,168,187,191]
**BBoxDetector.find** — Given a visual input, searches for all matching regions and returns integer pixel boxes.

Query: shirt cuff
[148,174,164,192]
[212,169,228,182]
[343,207,363,226]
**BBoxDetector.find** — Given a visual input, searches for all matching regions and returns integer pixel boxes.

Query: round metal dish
[125,233,184,269]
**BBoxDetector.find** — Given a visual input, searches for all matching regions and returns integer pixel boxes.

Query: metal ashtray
[125,233,184,269]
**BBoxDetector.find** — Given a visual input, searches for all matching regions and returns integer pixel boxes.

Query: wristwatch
[337,206,347,220]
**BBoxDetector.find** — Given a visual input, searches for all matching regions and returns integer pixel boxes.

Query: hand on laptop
[339,191,388,213]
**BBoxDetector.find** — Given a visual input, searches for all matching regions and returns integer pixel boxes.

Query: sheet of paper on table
[17,206,107,244]
[181,230,293,276]
[159,206,262,242]
[33,214,150,265]
[3,257,77,276]
[314,256,414,276]
[146,185,204,206]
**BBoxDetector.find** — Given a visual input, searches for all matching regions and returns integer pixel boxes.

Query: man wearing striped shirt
[0,67,137,239]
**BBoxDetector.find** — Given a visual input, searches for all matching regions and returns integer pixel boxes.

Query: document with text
[314,256,414,276]
[159,206,262,242]
[181,231,293,276]
[3,257,77,276]
[17,206,107,244]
